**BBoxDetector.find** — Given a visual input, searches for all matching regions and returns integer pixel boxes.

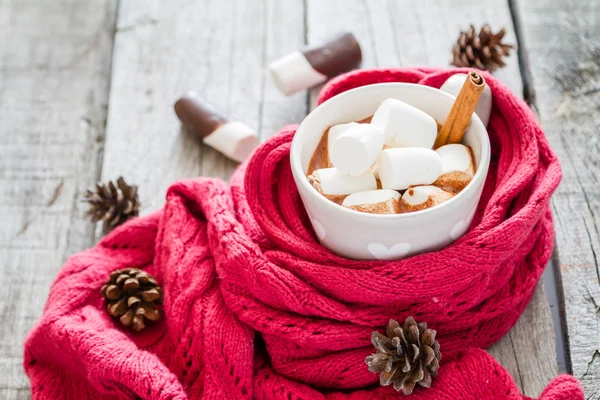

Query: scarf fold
[24,68,583,399]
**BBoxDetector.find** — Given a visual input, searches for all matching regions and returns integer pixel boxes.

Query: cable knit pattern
[24,68,583,399]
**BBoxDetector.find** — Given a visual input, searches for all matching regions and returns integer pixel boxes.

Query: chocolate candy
[304,32,362,77]
[174,91,258,163]
[269,32,362,96]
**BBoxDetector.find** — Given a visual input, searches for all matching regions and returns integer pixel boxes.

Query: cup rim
[290,82,491,220]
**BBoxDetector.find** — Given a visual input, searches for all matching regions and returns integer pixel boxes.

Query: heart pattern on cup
[368,243,411,260]
[450,209,477,240]
[450,220,468,240]
[310,217,326,240]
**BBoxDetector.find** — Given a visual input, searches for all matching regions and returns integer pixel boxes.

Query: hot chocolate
[306,103,476,215]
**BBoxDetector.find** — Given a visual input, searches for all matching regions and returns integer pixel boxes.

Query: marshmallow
[434,144,475,194]
[376,148,442,190]
[371,98,438,148]
[174,91,258,162]
[308,168,377,198]
[436,144,475,175]
[328,122,359,157]
[269,32,362,96]
[331,124,385,176]
[371,145,393,180]
[440,73,493,127]
[342,189,401,214]
[401,186,454,212]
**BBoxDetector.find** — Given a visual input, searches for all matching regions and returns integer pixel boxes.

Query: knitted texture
[24,68,583,400]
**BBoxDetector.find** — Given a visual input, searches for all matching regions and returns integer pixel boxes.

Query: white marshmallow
[440,73,493,127]
[376,148,442,190]
[372,163,379,180]
[343,189,400,206]
[331,124,385,176]
[342,189,401,214]
[203,121,259,163]
[401,185,454,212]
[308,168,377,196]
[328,122,359,156]
[436,144,475,175]
[371,98,438,148]
[433,144,475,194]
[268,51,327,96]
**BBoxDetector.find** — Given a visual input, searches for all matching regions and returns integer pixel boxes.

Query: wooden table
[1,0,598,398]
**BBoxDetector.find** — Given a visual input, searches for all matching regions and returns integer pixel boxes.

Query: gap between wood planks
[507,0,536,107]
[9,0,559,398]
[0,1,120,398]
[516,0,600,394]
[92,1,120,244]
[508,0,570,375]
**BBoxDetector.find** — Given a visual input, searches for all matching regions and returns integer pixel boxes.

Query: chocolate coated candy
[303,32,362,78]
[174,91,228,139]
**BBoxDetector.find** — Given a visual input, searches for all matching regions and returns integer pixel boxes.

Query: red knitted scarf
[24,68,583,399]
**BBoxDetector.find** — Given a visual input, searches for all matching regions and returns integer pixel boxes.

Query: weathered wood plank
[306,0,557,396]
[488,281,559,396]
[2,0,569,398]
[102,0,307,213]
[261,0,308,139]
[517,0,600,397]
[307,0,522,107]
[0,0,118,398]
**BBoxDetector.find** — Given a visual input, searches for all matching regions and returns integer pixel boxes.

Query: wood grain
[0,0,117,398]
[102,0,307,213]
[0,0,578,398]
[306,0,557,396]
[261,0,308,140]
[517,0,600,397]
[306,0,523,108]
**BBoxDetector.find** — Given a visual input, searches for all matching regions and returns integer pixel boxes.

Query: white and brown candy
[269,32,362,96]
[174,91,258,162]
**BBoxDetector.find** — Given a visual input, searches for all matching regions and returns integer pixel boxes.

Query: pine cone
[101,268,162,331]
[451,24,514,72]
[83,177,140,233]
[365,317,441,395]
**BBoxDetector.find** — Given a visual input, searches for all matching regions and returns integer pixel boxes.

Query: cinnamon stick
[434,71,486,148]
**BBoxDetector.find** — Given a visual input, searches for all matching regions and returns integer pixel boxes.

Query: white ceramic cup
[290,83,491,260]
